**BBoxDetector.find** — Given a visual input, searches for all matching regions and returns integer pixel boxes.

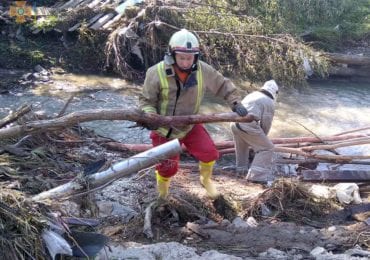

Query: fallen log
[103,133,369,153]
[329,65,370,78]
[0,109,252,140]
[301,137,370,151]
[324,53,370,66]
[218,146,370,162]
[322,53,370,80]
[32,139,182,202]
[275,147,370,161]
[302,170,370,182]
[0,104,32,128]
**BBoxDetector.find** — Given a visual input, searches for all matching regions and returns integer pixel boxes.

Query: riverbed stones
[97,241,243,260]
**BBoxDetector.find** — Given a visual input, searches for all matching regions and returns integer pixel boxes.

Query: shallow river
[1,73,370,169]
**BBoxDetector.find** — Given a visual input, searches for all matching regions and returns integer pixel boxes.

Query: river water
[1,72,370,169]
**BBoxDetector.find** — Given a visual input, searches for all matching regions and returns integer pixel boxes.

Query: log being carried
[32,139,182,202]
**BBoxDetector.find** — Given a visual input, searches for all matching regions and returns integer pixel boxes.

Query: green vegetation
[0,0,368,86]
[224,0,370,48]
[0,38,50,68]
[30,15,59,31]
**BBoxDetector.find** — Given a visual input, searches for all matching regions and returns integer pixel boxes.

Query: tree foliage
[103,0,367,86]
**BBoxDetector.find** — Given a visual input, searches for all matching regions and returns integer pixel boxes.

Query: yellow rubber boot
[199,161,220,199]
[156,171,171,199]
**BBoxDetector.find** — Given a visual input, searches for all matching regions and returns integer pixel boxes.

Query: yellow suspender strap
[194,64,203,113]
[157,61,169,115]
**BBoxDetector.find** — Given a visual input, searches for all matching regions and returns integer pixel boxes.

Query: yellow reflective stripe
[142,106,157,113]
[157,127,169,137]
[157,127,188,139]
[194,64,203,113]
[157,62,169,115]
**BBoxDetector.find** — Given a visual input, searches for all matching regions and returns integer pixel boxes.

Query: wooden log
[0,109,253,140]
[32,139,182,201]
[0,104,31,128]
[325,53,370,66]
[301,137,370,151]
[329,65,370,78]
[68,13,105,32]
[90,13,115,30]
[88,0,104,8]
[302,170,370,182]
[103,133,369,153]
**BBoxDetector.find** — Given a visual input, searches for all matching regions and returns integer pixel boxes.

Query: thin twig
[57,95,74,118]
[335,126,370,136]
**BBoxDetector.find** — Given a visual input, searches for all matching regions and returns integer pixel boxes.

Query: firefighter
[230,80,279,183]
[139,29,248,199]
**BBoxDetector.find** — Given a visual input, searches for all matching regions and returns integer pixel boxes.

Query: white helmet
[169,29,200,54]
[261,80,279,100]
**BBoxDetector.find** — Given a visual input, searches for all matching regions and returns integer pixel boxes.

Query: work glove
[138,122,159,130]
[232,102,248,116]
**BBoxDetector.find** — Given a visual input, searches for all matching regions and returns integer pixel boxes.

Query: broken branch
[0,109,253,140]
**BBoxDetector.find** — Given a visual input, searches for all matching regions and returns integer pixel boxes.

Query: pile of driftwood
[2,105,370,180]
[1,103,370,258]
[1,104,370,195]
[105,128,370,161]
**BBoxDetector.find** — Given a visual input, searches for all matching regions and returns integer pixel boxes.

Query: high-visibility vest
[156,61,203,138]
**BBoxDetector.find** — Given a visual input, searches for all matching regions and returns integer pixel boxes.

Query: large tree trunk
[329,66,370,78]
[324,52,370,80]
[325,53,370,66]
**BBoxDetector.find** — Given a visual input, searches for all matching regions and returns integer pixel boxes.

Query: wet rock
[230,217,251,232]
[59,201,80,216]
[98,242,242,260]
[327,226,336,232]
[201,250,242,259]
[21,72,33,81]
[258,248,289,259]
[32,72,50,82]
[97,201,137,222]
[220,219,231,227]
[34,65,47,74]
[345,246,370,258]
[246,216,258,227]
[310,246,327,257]
[309,247,370,260]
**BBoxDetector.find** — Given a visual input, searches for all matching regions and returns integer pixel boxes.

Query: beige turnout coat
[140,60,240,139]
[230,91,276,182]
